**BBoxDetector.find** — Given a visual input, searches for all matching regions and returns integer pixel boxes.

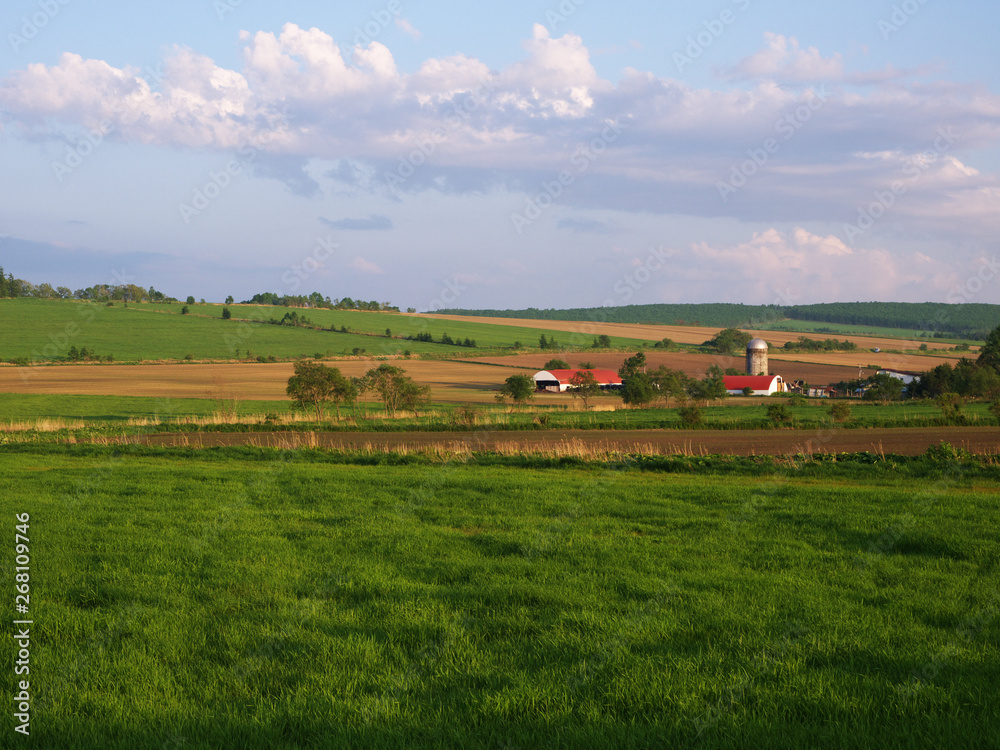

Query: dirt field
[0,361,535,404]
[132,426,1000,457]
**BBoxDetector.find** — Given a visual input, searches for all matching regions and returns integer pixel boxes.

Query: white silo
[746,338,769,376]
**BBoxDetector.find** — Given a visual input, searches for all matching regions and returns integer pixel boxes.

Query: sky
[1,0,998,311]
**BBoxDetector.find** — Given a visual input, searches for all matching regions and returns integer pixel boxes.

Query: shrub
[828,401,852,423]
[678,405,702,426]
[766,403,793,425]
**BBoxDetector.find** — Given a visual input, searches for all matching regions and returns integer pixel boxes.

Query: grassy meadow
[0,299,644,363]
[1,445,998,748]
[0,392,995,435]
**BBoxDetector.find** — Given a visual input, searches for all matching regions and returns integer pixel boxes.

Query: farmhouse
[532,369,622,393]
[723,375,785,396]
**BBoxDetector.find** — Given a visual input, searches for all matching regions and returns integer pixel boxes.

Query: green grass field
[0,393,994,433]
[1,446,998,748]
[0,299,643,363]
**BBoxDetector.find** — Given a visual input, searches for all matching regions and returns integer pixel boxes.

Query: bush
[678,405,702,426]
[222,307,232,320]
[181,305,190,315]
[766,404,793,425]
[828,401,852,423]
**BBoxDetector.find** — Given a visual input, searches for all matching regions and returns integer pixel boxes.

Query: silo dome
[747,338,768,350]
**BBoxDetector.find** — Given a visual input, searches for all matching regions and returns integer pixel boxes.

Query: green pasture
[0,446,997,748]
[0,392,994,433]
[0,299,469,361]
[0,299,642,363]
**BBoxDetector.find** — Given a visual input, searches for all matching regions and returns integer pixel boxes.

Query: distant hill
[435,304,783,329]
[436,302,1000,339]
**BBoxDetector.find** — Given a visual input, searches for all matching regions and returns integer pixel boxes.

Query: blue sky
[1,0,998,310]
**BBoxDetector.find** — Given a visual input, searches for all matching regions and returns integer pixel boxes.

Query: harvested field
[418,313,967,353]
[0,360,535,404]
[129,426,1000,457]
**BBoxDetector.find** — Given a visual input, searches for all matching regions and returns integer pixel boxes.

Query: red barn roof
[534,369,622,385]
[723,376,780,390]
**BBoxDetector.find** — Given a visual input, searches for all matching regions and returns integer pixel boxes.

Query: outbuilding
[723,375,785,396]
[532,369,622,393]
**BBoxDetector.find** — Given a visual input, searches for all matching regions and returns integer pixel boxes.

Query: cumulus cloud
[674,228,962,303]
[1,23,998,243]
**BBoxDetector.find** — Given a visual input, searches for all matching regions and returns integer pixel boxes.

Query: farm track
[129,426,1000,456]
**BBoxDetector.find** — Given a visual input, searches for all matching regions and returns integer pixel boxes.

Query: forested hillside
[783,303,999,338]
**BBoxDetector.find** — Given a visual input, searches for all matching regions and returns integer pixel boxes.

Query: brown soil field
[418,313,966,353]
[132,426,1000,457]
[0,361,535,404]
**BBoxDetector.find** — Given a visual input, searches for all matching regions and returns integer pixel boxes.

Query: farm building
[532,369,622,393]
[723,375,785,396]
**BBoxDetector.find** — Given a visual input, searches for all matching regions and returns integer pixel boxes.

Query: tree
[186,296,195,305]
[978,324,1000,373]
[693,364,728,402]
[649,366,689,407]
[593,334,612,348]
[286,361,353,420]
[863,373,905,402]
[225,295,234,305]
[618,351,647,380]
[543,358,570,370]
[569,370,602,411]
[707,328,752,355]
[497,374,535,409]
[620,372,655,407]
[366,364,424,417]
[181,305,190,315]
[399,379,431,417]
[936,393,963,422]
[222,307,232,320]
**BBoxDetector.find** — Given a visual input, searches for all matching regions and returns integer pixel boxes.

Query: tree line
[242,291,398,312]
[0,267,174,303]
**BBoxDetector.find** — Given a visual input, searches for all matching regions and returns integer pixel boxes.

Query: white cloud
[1,24,998,244]
[351,256,384,274]
[395,17,421,40]
[678,228,962,303]
[726,33,845,82]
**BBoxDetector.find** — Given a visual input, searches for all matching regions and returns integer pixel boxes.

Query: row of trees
[286,361,430,419]
[243,292,398,311]
[0,267,175,303]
